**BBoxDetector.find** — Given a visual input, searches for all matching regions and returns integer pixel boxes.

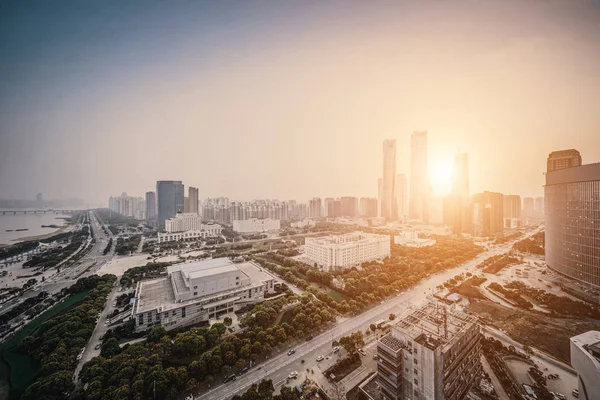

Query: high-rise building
[545,154,600,287]
[395,173,408,221]
[156,180,185,229]
[522,197,535,217]
[570,331,600,400]
[376,302,481,400]
[145,192,156,224]
[502,194,521,228]
[382,139,397,221]
[378,178,383,218]
[360,197,378,218]
[534,196,544,215]
[341,196,358,217]
[188,187,199,214]
[452,152,469,198]
[443,195,466,234]
[323,198,335,217]
[309,197,322,218]
[409,131,429,222]
[184,197,189,213]
[472,191,503,237]
[547,149,582,172]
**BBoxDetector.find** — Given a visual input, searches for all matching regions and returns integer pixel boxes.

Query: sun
[429,162,454,195]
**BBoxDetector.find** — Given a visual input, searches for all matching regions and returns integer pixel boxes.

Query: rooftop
[136,277,176,314]
[307,231,388,247]
[571,330,600,362]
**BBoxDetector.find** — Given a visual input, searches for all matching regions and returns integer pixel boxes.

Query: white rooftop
[167,257,239,280]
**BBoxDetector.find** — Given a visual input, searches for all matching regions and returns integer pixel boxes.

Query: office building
[131,258,277,332]
[396,174,408,221]
[145,192,156,224]
[503,194,521,228]
[158,224,223,243]
[309,197,322,218]
[165,213,210,232]
[382,139,398,221]
[156,180,185,228]
[472,191,504,237]
[545,155,600,287]
[360,197,378,218]
[452,152,469,198]
[534,196,544,215]
[409,131,429,222]
[547,149,582,172]
[376,302,481,400]
[570,331,600,400]
[233,218,280,234]
[341,196,358,217]
[304,232,390,271]
[188,187,199,214]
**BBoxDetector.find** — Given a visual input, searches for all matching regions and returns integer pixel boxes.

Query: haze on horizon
[1,0,599,205]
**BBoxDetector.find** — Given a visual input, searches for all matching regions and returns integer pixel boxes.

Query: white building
[165,213,209,232]
[291,219,316,229]
[305,231,390,270]
[394,231,436,247]
[571,331,600,400]
[157,224,222,244]
[233,218,280,234]
[132,258,277,332]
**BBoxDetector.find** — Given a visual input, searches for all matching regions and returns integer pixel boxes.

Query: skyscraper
[188,187,199,214]
[534,196,544,215]
[360,197,378,218]
[395,173,407,221]
[472,191,504,237]
[503,194,521,219]
[409,131,428,222]
[309,197,322,218]
[452,152,469,198]
[341,196,358,217]
[382,139,397,221]
[547,149,582,172]
[522,197,535,217]
[156,180,185,229]
[145,191,156,224]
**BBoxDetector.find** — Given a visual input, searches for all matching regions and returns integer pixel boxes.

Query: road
[195,234,530,400]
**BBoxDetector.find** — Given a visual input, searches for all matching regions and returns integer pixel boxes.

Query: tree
[389,313,396,321]
[148,325,166,343]
[223,317,233,327]
[370,324,377,332]
[329,381,346,400]
[258,379,275,399]
[101,337,122,358]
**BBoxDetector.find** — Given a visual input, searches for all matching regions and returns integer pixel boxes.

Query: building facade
[570,331,600,400]
[409,131,429,222]
[145,191,156,224]
[382,139,398,221]
[545,160,600,287]
[156,180,185,228]
[547,149,582,172]
[188,187,199,214]
[376,302,481,400]
[396,173,408,221]
[165,213,209,232]
[472,191,504,237]
[157,225,223,243]
[304,231,390,270]
[131,258,277,332]
[360,197,378,218]
[233,218,280,234]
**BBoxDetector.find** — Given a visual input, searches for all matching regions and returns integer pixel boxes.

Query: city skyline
[2,1,600,203]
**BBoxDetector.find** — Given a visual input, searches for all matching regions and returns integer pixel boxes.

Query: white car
[316,355,324,362]
[288,371,298,379]
[333,346,340,353]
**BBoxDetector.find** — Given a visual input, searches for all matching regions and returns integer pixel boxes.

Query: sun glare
[430,162,454,195]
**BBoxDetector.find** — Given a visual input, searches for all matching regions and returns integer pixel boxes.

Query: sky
[1,0,600,205]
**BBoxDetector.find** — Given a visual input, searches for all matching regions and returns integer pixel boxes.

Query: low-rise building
[570,330,600,400]
[304,231,390,270]
[394,231,436,247]
[131,258,277,332]
[233,218,280,234]
[165,213,206,232]
[291,219,317,229]
[376,302,481,400]
[157,224,222,244]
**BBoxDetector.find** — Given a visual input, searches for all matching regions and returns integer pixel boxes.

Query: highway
[195,234,531,400]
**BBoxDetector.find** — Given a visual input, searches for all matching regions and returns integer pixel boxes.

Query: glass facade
[156,180,185,229]
[546,178,600,287]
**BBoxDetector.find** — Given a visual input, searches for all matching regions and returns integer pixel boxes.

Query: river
[0,211,70,246]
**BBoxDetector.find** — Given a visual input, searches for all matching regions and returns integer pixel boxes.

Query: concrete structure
[452,152,469,198]
[188,187,199,214]
[396,173,408,221]
[233,218,280,234]
[409,131,429,222]
[394,231,436,247]
[570,330,600,400]
[377,302,481,400]
[145,191,156,224]
[132,258,277,331]
[156,180,185,228]
[157,225,223,243]
[304,231,390,270]
[547,149,582,172]
[290,219,316,229]
[165,213,209,233]
[382,139,398,221]
[545,159,600,287]
[472,191,504,237]
[534,196,544,215]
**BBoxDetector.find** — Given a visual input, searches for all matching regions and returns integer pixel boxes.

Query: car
[287,349,296,356]
[358,349,367,356]
[306,335,313,341]
[316,355,324,362]
[572,389,579,398]
[332,346,340,353]
[223,374,237,383]
[95,343,101,350]
[288,371,298,379]
[240,367,249,375]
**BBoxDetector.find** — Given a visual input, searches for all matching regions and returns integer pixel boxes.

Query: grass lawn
[0,290,89,399]
[326,289,346,302]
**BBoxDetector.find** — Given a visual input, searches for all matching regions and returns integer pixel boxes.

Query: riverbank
[10,225,71,244]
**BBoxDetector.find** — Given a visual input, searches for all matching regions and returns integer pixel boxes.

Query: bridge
[0,209,83,215]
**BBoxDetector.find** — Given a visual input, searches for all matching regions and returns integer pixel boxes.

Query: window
[172,310,176,316]
[138,314,144,325]
[182,307,186,318]
[414,378,418,385]
[414,359,418,365]
[164,312,168,318]
[414,348,418,355]
[194,286,198,289]
[194,292,198,296]
[414,368,418,375]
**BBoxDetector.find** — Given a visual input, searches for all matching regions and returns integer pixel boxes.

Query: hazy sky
[1,0,600,205]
